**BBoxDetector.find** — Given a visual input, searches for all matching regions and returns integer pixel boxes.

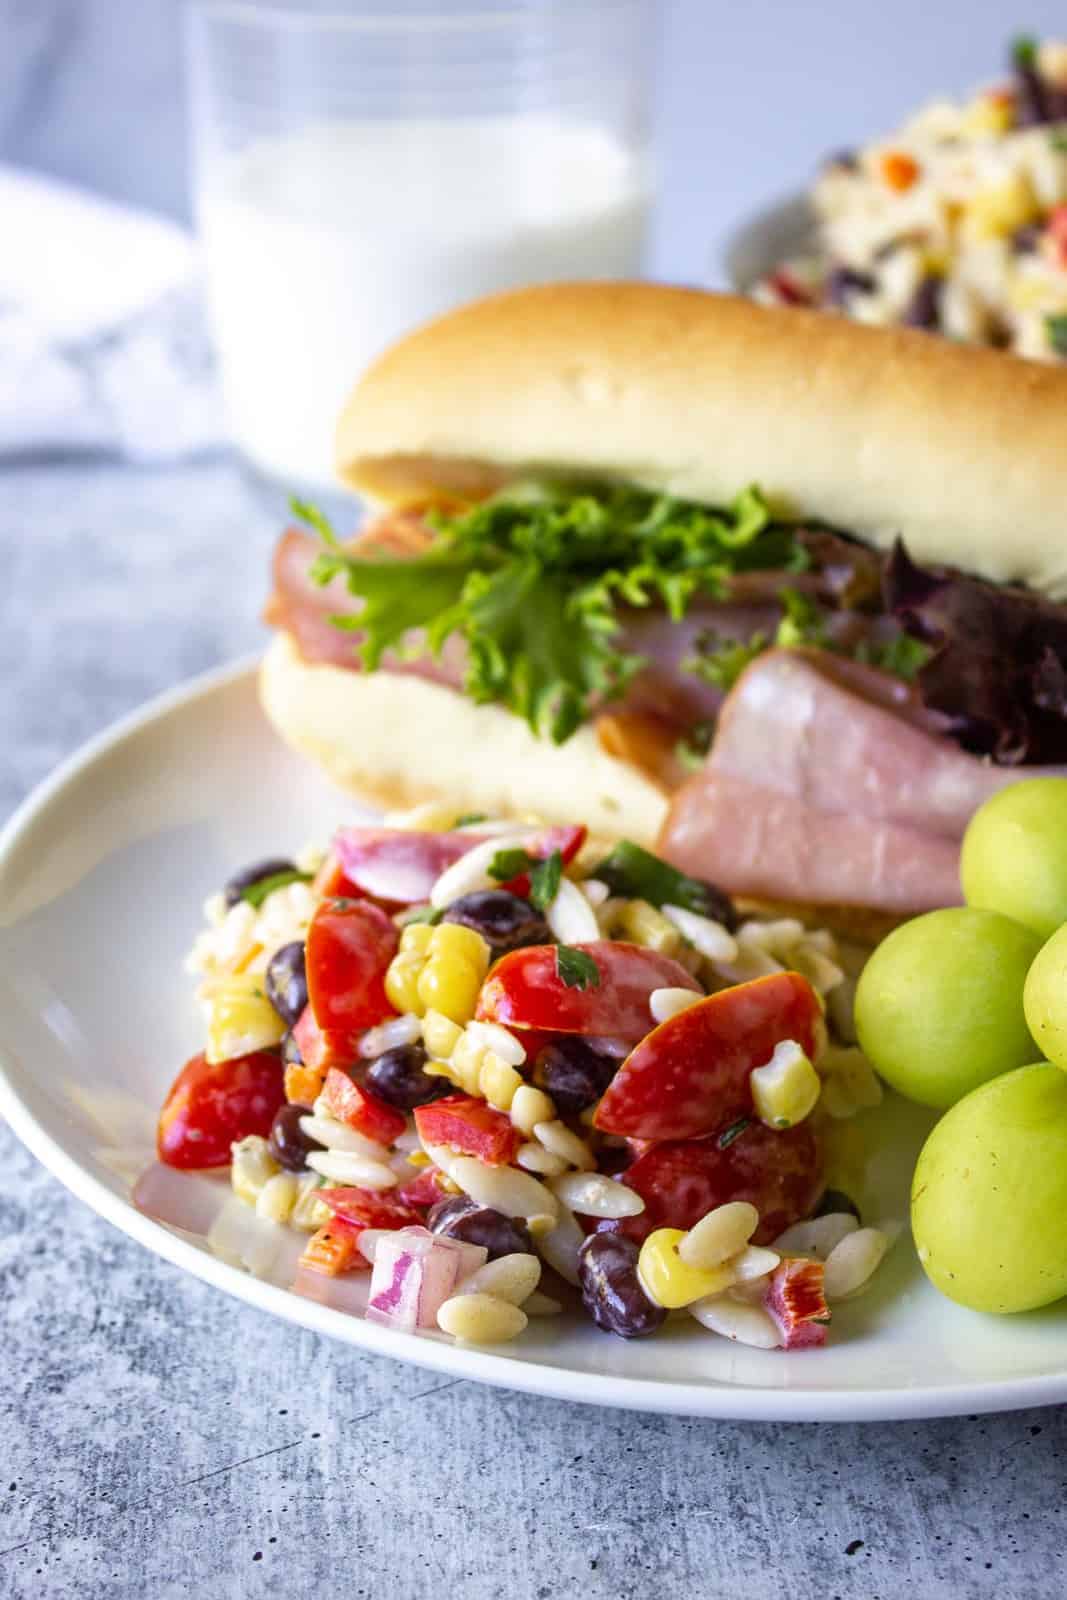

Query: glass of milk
[186,0,657,493]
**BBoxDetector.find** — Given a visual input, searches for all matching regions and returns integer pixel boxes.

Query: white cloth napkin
[0,165,225,461]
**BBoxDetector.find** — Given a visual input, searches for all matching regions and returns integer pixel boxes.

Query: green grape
[854,907,1041,1109]
[912,1063,1067,1313]
[961,778,1067,940]
[1023,923,1067,1071]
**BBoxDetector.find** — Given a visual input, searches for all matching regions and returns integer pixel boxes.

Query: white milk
[199,117,650,489]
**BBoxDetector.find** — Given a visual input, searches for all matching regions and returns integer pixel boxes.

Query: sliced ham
[660,650,1066,911]
[663,770,963,912]
[266,527,886,728]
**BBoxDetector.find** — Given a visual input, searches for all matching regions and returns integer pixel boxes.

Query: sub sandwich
[261,282,1067,927]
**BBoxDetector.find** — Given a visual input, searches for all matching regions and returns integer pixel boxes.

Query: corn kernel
[750,1038,821,1129]
[615,898,683,956]
[418,954,482,1024]
[963,174,1039,240]
[230,1135,279,1206]
[422,1009,463,1059]
[961,91,1014,137]
[451,1026,486,1077]
[255,1171,299,1222]
[385,953,425,1016]
[205,975,287,1064]
[400,922,435,957]
[431,922,491,975]
[407,1150,432,1168]
[511,1084,556,1136]
[637,1228,737,1310]
[289,1174,327,1232]
[479,1052,523,1111]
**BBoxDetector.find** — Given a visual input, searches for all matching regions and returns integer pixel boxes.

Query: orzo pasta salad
[756,36,1067,362]
[157,807,897,1351]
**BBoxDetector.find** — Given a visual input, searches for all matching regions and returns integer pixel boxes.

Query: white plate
[721,191,816,291]
[3,658,1067,1422]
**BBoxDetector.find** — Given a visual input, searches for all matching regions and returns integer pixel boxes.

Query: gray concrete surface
[2,455,1067,1598]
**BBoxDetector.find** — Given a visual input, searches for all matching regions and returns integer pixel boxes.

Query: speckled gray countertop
[2,456,1066,1600]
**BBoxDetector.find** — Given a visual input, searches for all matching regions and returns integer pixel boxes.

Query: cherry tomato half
[603,1119,824,1246]
[476,941,700,1043]
[594,972,823,1142]
[306,897,398,1033]
[157,1049,285,1170]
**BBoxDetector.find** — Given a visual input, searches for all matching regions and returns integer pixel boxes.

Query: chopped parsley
[528,849,563,913]
[241,869,312,909]
[555,945,601,990]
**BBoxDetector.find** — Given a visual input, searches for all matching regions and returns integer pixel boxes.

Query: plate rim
[3,656,1067,1422]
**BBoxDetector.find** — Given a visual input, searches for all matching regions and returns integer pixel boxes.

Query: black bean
[281,1029,303,1067]
[366,1042,443,1110]
[533,1036,626,1115]
[901,275,942,331]
[578,1234,666,1338]
[428,1196,533,1260]
[268,1103,324,1172]
[814,1187,862,1222]
[1012,221,1044,254]
[223,858,297,907]
[1015,61,1051,126]
[823,147,859,172]
[265,941,308,1026]
[441,891,550,959]
[824,265,876,307]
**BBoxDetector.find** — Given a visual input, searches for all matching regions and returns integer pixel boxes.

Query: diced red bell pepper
[291,1004,361,1076]
[306,897,398,1033]
[157,1049,285,1170]
[1050,204,1067,268]
[317,1186,425,1232]
[476,941,700,1043]
[594,972,823,1142]
[396,1166,449,1209]
[767,268,812,306]
[604,1118,824,1246]
[299,1216,369,1277]
[496,824,587,897]
[413,1094,521,1166]
[321,1067,407,1147]
[763,1258,830,1349]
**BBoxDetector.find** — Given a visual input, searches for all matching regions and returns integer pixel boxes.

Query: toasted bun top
[335,281,1067,599]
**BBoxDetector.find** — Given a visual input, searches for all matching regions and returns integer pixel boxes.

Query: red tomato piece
[317,1186,425,1232]
[496,824,587,897]
[413,1095,521,1166]
[594,972,823,1142]
[606,1119,823,1246]
[312,852,360,900]
[157,1049,285,1170]
[1050,204,1067,268]
[291,1004,361,1076]
[476,941,700,1043]
[321,1067,407,1147]
[306,897,398,1033]
[333,827,487,905]
[763,1258,829,1349]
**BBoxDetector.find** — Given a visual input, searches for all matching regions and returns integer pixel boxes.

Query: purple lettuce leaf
[884,540,1067,765]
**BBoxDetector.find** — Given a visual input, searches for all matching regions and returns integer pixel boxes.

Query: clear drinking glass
[186,0,657,493]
